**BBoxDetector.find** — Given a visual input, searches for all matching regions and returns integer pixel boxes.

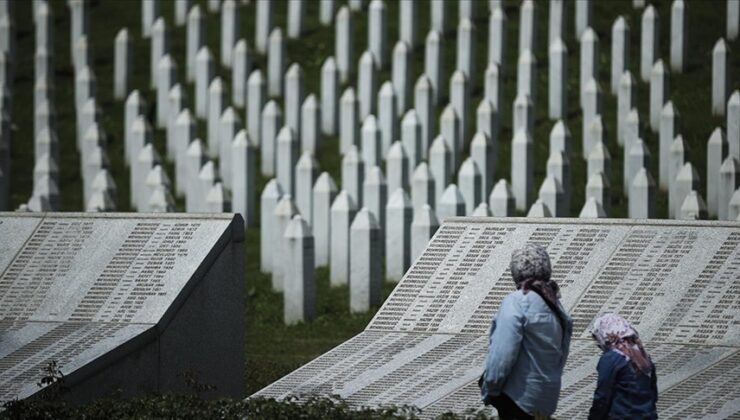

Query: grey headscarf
[510,243,560,307]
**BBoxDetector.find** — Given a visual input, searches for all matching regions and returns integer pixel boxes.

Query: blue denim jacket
[588,349,658,419]
[480,290,573,417]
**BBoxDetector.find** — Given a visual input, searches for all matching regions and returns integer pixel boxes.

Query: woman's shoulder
[598,349,629,369]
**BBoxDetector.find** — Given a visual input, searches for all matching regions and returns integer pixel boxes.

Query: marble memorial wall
[255,217,740,418]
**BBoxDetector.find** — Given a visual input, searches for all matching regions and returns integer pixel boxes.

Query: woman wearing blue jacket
[480,243,573,420]
[588,313,658,419]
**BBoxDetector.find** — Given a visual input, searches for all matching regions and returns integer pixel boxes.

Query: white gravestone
[156,55,177,130]
[458,158,482,215]
[277,127,299,197]
[641,5,660,83]
[626,138,650,197]
[670,0,687,73]
[330,190,357,286]
[219,107,241,189]
[456,19,476,84]
[187,5,205,83]
[425,30,443,105]
[255,0,273,54]
[437,184,465,221]
[410,204,439,263]
[232,130,256,227]
[511,129,533,211]
[586,172,611,215]
[707,128,728,217]
[340,88,359,155]
[261,180,283,272]
[575,0,592,39]
[477,99,499,149]
[378,81,398,157]
[221,0,239,68]
[386,188,412,282]
[343,145,365,207]
[288,0,305,39]
[358,51,377,119]
[296,151,319,226]
[519,0,536,57]
[247,70,266,147]
[150,18,169,90]
[301,95,320,155]
[719,157,740,220]
[430,136,451,208]
[114,29,131,100]
[261,100,283,177]
[618,71,637,147]
[336,6,353,84]
[673,162,700,220]
[195,46,214,119]
[549,38,568,120]
[320,0,334,26]
[267,28,286,98]
[362,115,382,171]
[284,214,315,325]
[272,195,299,291]
[232,40,250,108]
[580,28,599,109]
[679,191,708,220]
[350,208,381,313]
[440,105,460,171]
[207,77,227,158]
[313,172,338,267]
[414,76,434,158]
[321,57,339,136]
[488,6,507,77]
[712,39,730,116]
[392,42,410,118]
[368,0,387,69]
[450,71,469,155]
[611,17,630,96]
[547,151,571,214]
[285,63,305,142]
[185,139,207,212]
[412,162,435,213]
[399,0,416,47]
[659,101,680,191]
[728,91,740,161]
[386,141,410,195]
[471,132,494,202]
[363,166,387,251]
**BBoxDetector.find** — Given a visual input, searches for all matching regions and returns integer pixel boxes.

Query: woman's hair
[591,313,652,376]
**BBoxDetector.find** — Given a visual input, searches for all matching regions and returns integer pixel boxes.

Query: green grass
[6,0,740,400]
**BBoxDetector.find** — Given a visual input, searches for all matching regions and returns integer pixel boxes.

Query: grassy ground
[6,0,740,398]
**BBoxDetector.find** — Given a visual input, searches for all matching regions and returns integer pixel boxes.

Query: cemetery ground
[5,0,740,415]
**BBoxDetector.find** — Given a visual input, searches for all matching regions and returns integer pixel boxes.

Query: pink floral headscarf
[591,313,652,376]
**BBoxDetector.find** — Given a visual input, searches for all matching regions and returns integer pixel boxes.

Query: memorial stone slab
[549,38,567,121]
[343,145,365,207]
[527,199,552,218]
[358,51,377,120]
[611,17,630,96]
[350,208,381,313]
[255,0,273,54]
[247,70,266,147]
[272,195,299,291]
[728,91,740,161]
[0,213,245,402]
[670,0,687,73]
[287,0,305,39]
[362,115,382,171]
[277,127,299,198]
[232,39,250,108]
[285,63,305,142]
[456,19,476,85]
[340,88,359,155]
[296,151,319,226]
[575,0,592,39]
[195,47,214,119]
[261,100,283,177]
[430,0,447,34]
[519,0,536,58]
[580,28,599,109]
[488,6,506,77]
[458,159,482,216]
[114,28,131,100]
[320,0,334,26]
[415,76,434,158]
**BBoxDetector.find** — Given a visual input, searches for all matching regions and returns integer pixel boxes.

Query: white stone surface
[392,41,410,115]
[284,214,315,324]
[343,145,365,207]
[358,51,377,119]
[368,0,387,68]
[712,39,730,116]
[511,129,533,211]
[611,17,630,95]
[321,57,339,136]
[410,204,439,263]
[221,0,239,68]
[336,6,353,84]
[285,63,305,142]
[187,5,205,83]
[386,188,412,282]
[707,128,728,217]
[277,127,299,197]
[232,130,256,227]
[629,167,656,218]
[641,5,660,83]
[350,208,381,313]
[295,150,319,225]
[301,95,320,155]
[272,195,299,291]
[313,172,338,267]
[247,70,266,147]
[330,190,357,286]
[261,100,283,177]
[267,28,286,97]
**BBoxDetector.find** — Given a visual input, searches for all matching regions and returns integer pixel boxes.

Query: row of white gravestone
[260,176,444,323]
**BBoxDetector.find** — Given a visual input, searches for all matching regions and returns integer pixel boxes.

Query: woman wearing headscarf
[589,313,658,419]
[480,243,573,420]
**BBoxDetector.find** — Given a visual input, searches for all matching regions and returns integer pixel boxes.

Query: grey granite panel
[255,218,740,419]
[0,213,243,403]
